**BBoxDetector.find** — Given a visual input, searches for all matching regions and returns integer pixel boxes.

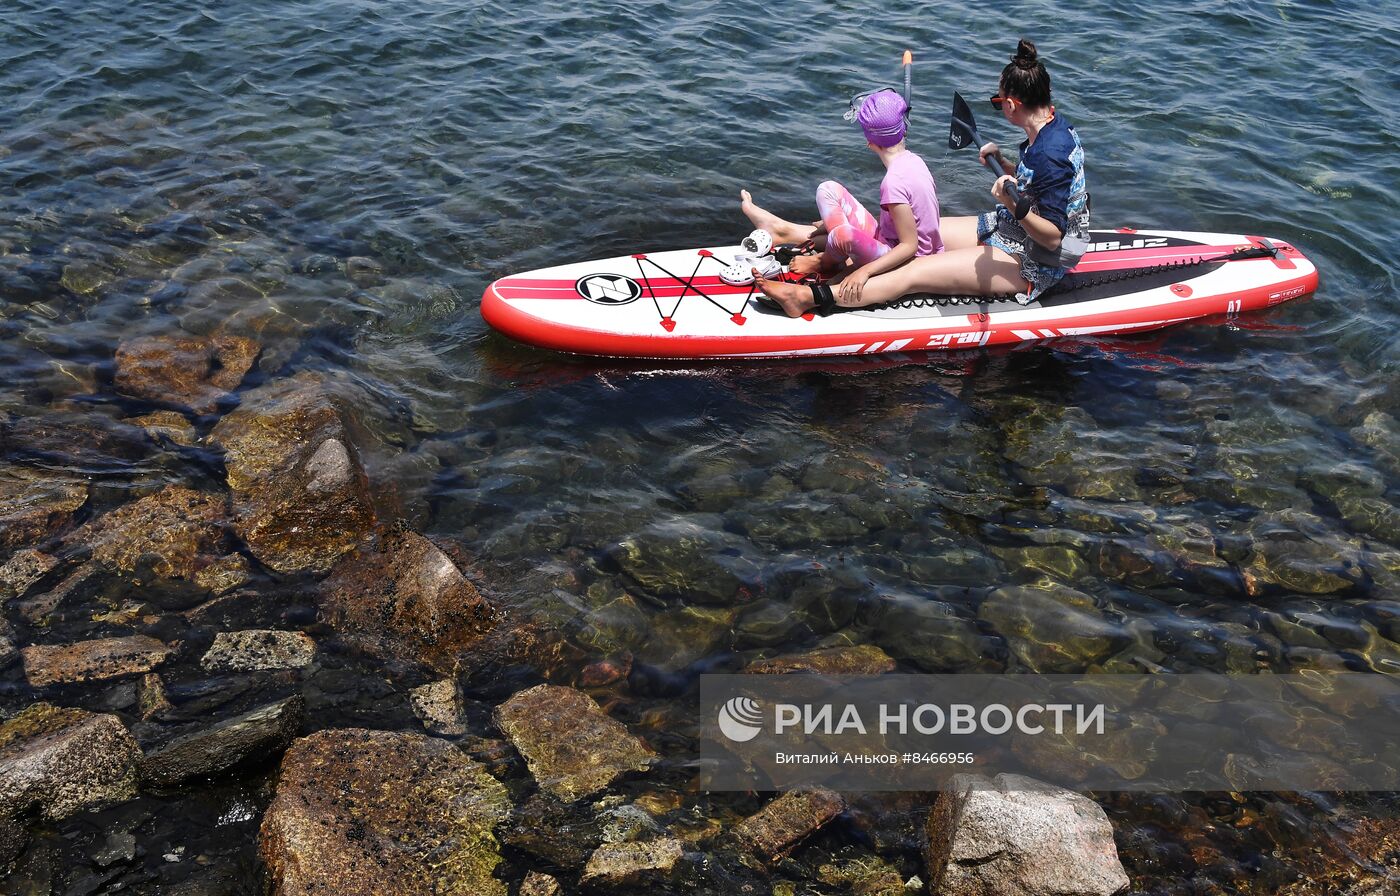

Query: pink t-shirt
[878,150,943,256]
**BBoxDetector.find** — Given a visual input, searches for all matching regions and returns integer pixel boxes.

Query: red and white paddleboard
[481,229,1318,359]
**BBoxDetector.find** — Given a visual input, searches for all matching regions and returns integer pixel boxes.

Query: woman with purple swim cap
[739,87,943,306]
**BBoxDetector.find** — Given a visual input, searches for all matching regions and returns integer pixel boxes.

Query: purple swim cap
[857,90,908,147]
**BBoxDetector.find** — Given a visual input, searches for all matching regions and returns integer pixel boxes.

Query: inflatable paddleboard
[481,229,1317,359]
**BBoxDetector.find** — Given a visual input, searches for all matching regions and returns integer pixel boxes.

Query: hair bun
[1012,38,1038,69]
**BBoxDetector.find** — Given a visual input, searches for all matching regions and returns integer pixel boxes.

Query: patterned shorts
[977,207,1067,301]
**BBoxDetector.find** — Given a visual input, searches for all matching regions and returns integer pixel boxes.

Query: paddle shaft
[950,92,1023,208]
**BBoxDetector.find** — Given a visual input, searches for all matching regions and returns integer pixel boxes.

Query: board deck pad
[482,230,1318,359]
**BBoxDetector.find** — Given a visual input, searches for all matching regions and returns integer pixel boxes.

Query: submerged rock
[609,516,761,605]
[0,465,88,549]
[22,635,173,687]
[0,703,141,820]
[745,643,897,676]
[0,547,58,599]
[1,410,157,471]
[12,560,107,624]
[580,837,685,887]
[210,374,376,574]
[494,684,656,802]
[259,728,512,896]
[320,528,495,675]
[114,332,260,414]
[735,788,846,862]
[816,854,908,896]
[192,553,255,595]
[125,410,197,447]
[200,630,316,672]
[519,871,561,896]
[979,583,1124,673]
[1278,815,1400,896]
[74,485,227,582]
[141,695,305,787]
[924,774,1129,896]
[1238,509,1364,595]
[873,597,998,672]
[501,792,606,867]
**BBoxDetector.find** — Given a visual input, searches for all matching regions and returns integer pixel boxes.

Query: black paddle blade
[948,91,981,150]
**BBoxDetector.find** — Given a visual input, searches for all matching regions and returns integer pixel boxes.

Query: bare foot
[753,270,813,318]
[740,190,811,245]
[788,253,823,277]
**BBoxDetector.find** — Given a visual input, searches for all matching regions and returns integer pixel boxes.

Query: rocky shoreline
[1,334,1396,895]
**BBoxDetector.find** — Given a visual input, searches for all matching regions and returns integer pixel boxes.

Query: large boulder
[72,485,227,582]
[924,774,1129,896]
[320,528,495,675]
[0,703,141,820]
[259,728,512,896]
[114,331,259,414]
[209,374,376,575]
[494,684,656,802]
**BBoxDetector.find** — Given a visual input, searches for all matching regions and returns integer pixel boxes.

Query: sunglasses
[989,95,1005,110]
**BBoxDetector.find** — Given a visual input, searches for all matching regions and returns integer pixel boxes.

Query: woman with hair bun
[756,38,1089,317]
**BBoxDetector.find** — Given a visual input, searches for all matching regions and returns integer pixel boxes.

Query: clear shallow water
[1,0,1399,892]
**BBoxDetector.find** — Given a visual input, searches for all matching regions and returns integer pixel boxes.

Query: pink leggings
[816,180,891,269]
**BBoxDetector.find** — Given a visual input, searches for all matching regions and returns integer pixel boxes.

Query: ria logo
[718,696,764,743]
[576,273,643,305]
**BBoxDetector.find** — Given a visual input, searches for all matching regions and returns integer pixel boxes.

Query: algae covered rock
[114,331,260,413]
[580,836,685,887]
[0,703,141,820]
[924,773,1129,896]
[320,527,495,675]
[74,485,227,582]
[735,787,846,863]
[22,635,173,687]
[494,684,656,802]
[259,728,512,896]
[210,373,376,574]
[408,679,468,736]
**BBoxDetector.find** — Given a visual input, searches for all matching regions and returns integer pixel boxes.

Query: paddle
[947,91,1022,208]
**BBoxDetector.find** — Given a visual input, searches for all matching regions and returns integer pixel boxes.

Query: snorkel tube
[903,49,912,112]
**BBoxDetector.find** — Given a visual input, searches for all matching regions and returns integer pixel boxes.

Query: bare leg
[857,246,1027,305]
[756,246,1026,318]
[740,190,820,245]
[939,216,983,251]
